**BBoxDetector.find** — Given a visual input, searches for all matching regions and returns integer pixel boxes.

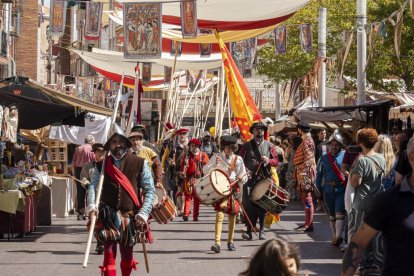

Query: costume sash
[327,152,346,186]
[105,156,140,209]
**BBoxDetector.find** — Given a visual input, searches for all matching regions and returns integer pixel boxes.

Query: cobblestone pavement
[0,201,343,275]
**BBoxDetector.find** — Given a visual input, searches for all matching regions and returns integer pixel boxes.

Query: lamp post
[357,0,367,105]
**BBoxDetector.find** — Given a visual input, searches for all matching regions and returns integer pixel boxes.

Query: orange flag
[215,30,262,140]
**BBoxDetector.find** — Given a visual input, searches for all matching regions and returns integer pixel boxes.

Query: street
[0,202,342,275]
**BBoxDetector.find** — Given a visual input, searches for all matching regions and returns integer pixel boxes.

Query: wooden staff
[82,152,108,268]
[141,232,150,273]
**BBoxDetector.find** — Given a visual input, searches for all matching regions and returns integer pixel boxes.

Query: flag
[215,30,262,141]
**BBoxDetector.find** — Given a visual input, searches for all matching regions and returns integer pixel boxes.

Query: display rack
[45,140,68,175]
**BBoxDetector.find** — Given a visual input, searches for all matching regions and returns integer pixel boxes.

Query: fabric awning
[0,87,81,130]
[27,79,113,116]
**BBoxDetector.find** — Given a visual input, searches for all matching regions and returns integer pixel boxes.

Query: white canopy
[114,0,310,28]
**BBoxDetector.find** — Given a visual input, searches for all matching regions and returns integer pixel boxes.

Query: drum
[195,169,231,206]
[251,178,289,214]
[151,187,176,224]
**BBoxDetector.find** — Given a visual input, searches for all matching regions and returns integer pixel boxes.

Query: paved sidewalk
[0,201,342,275]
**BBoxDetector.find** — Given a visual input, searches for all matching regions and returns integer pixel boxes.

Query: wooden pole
[82,152,108,268]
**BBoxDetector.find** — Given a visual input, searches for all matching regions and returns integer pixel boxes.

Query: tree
[257,0,414,93]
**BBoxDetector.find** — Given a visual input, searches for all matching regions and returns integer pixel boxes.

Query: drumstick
[141,232,150,273]
[238,201,259,238]
[255,161,263,176]
[212,152,231,169]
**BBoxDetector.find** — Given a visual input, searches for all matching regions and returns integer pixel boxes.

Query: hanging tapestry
[85,2,103,40]
[299,23,313,53]
[170,40,182,56]
[142,62,152,84]
[274,26,287,55]
[50,0,67,36]
[123,2,162,59]
[200,43,211,57]
[230,37,257,73]
[181,0,197,39]
[76,77,94,102]
[164,66,172,84]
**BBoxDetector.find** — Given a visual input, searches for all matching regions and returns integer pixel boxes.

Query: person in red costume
[179,138,209,221]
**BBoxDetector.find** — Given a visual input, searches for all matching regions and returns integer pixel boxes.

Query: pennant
[123,3,162,59]
[378,21,388,43]
[142,62,152,84]
[200,43,211,57]
[170,40,182,56]
[410,0,414,20]
[85,2,103,40]
[274,26,287,55]
[340,31,354,78]
[367,23,380,67]
[50,0,67,36]
[299,23,313,53]
[181,0,197,39]
[230,37,257,70]
[394,9,403,60]
[215,30,262,141]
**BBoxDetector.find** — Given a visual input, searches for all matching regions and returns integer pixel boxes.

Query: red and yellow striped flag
[215,30,262,141]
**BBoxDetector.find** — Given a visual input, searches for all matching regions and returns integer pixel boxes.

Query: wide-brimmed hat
[202,131,211,137]
[104,132,132,150]
[249,121,268,134]
[297,122,312,132]
[92,143,104,152]
[221,135,238,146]
[188,138,202,147]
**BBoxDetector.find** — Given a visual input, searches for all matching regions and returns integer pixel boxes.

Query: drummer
[239,121,279,240]
[203,135,248,253]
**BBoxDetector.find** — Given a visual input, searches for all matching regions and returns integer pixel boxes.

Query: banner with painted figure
[186,70,206,92]
[56,74,65,92]
[181,0,197,38]
[300,23,313,53]
[170,40,182,56]
[50,0,67,36]
[200,43,211,57]
[85,2,103,40]
[230,37,257,76]
[123,3,162,59]
[274,26,287,55]
[142,62,152,84]
[76,77,94,102]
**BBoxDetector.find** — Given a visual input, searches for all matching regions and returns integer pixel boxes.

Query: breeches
[324,191,345,216]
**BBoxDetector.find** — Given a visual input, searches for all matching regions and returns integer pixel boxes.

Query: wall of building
[15,0,39,79]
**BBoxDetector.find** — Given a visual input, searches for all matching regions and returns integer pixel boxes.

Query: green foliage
[257,0,414,92]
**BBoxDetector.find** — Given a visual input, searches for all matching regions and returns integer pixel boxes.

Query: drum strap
[229,156,237,173]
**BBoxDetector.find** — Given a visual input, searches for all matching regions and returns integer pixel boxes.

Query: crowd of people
[69,121,414,276]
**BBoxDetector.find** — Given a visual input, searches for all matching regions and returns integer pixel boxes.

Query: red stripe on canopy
[162,13,294,31]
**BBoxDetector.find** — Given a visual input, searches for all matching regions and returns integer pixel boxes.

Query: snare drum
[195,169,231,206]
[151,187,177,224]
[251,178,289,214]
